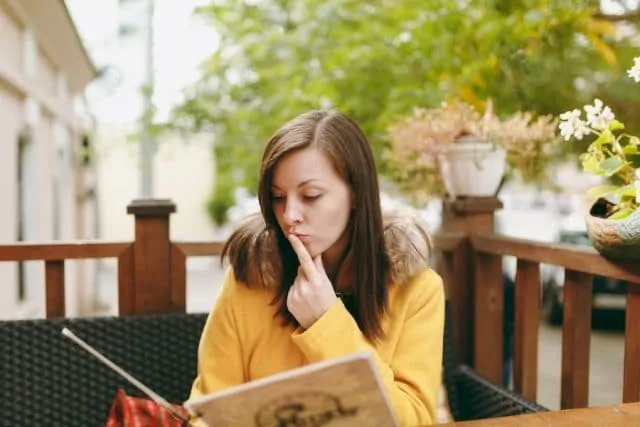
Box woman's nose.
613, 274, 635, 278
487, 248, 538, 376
283, 199, 303, 226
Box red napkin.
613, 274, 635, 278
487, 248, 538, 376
105, 388, 191, 427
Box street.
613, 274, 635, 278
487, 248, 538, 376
536, 311, 626, 410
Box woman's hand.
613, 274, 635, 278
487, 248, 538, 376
286, 234, 338, 329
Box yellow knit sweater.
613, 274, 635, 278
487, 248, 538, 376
189, 265, 445, 426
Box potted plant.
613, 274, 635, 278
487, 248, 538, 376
385, 99, 560, 203
558, 58, 640, 260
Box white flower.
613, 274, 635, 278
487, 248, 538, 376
559, 109, 591, 140
584, 98, 615, 130
559, 109, 581, 122
558, 120, 576, 140
584, 98, 603, 123
628, 57, 640, 83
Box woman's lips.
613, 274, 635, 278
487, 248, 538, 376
293, 234, 311, 244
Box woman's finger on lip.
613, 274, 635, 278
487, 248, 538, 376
287, 234, 315, 275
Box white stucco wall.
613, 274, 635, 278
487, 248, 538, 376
0, 82, 22, 318
0, 0, 96, 319
95, 125, 217, 250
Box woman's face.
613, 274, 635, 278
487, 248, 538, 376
271, 146, 353, 270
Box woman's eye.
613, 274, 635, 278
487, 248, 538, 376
272, 195, 285, 201
304, 194, 321, 201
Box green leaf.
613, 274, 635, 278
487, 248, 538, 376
587, 184, 618, 198
628, 153, 640, 169
599, 157, 626, 176
581, 155, 600, 172
609, 119, 625, 131
609, 207, 635, 220
623, 144, 639, 154
617, 184, 637, 198
591, 130, 614, 147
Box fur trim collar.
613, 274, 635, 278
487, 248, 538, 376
382, 210, 433, 285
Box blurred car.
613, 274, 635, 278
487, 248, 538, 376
497, 206, 562, 298
541, 228, 628, 325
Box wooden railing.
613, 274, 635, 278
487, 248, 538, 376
468, 233, 640, 408
2, 197, 640, 418
0, 199, 191, 317
0, 241, 130, 317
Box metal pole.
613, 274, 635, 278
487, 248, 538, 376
140, 0, 155, 198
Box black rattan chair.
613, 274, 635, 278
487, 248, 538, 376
1, 302, 546, 426
442, 299, 549, 420
0, 313, 207, 426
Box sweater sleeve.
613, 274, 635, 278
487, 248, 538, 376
189, 267, 246, 401
289, 269, 445, 426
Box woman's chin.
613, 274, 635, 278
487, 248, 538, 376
306, 247, 321, 258
305, 243, 325, 259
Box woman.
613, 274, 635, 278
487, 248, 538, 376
189, 109, 445, 425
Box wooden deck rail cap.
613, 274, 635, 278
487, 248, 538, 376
446, 196, 504, 214
127, 199, 177, 217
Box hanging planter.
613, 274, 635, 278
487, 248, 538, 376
437, 137, 506, 198
385, 99, 560, 204
583, 197, 640, 261
557, 56, 640, 260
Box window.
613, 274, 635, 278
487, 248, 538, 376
56, 72, 68, 100
22, 29, 37, 77
16, 127, 32, 300
52, 121, 70, 240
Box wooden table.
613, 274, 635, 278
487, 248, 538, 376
439, 402, 640, 426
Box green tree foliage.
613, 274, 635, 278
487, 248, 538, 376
169, 0, 636, 225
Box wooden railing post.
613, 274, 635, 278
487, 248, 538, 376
623, 283, 640, 403
126, 199, 185, 314
441, 197, 502, 234
440, 196, 503, 368
561, 270, 593, 409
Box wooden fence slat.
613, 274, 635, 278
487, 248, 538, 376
623, 284, 640, 403
561, 269, 593, 409
436, 238, 473, 365
132, 217, 171, 313
117, 244, 135, 315
473, 251, 504, 383
170, 244, 187, 313
450, 240, 473, 366
513, 259, 540, 401
45, 260, 65, 318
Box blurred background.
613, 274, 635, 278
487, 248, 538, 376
1, 0, 639, 412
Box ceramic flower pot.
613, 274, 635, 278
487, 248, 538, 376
437, 139, 506, 198
583, 198, 640, 261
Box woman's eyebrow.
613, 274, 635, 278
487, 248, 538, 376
271, 179, 322, 190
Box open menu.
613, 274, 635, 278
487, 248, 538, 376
61, 327, 398, 427
183, 351, 398, 427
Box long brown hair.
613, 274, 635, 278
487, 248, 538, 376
221, 109, 389, 341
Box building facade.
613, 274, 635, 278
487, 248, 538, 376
0, 0, 97, 319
